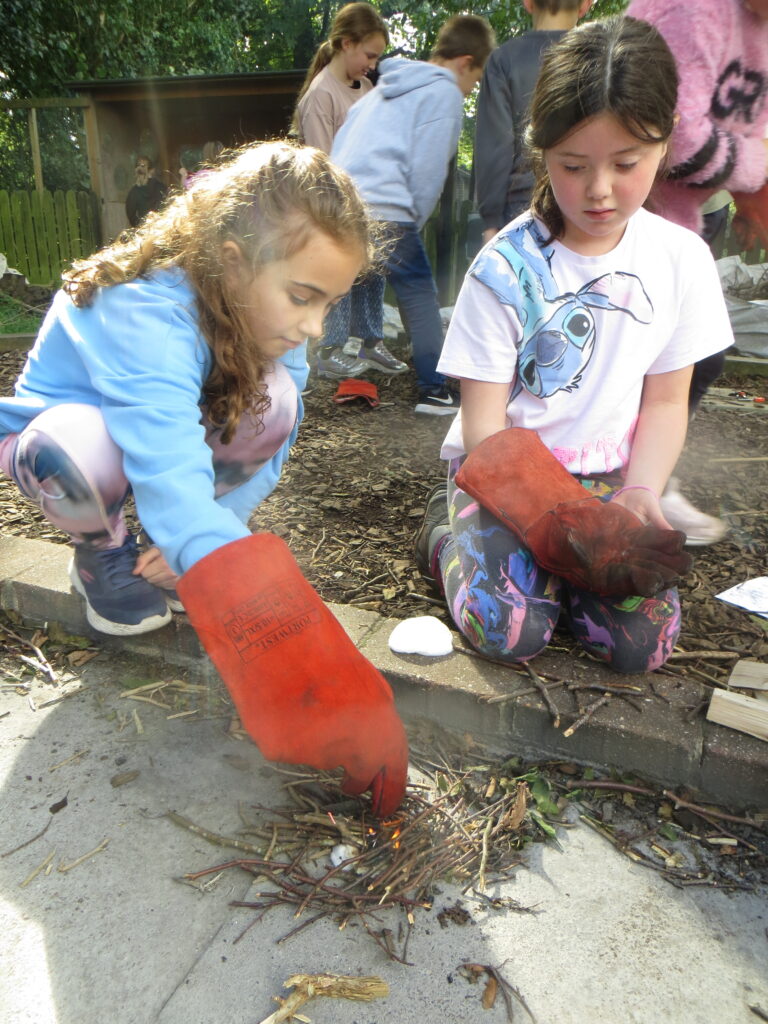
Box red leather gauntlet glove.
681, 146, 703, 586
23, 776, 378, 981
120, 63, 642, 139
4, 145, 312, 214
731, 184, 768, 252
455, 428, 693, 598
176, 533, 408, 817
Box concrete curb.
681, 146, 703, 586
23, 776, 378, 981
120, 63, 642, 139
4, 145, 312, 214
2, 533, 766, 810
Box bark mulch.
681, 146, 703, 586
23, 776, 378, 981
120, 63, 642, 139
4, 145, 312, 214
1, 347, 767, 688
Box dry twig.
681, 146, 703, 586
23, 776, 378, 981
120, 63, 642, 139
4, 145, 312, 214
257, 973, 388, 1024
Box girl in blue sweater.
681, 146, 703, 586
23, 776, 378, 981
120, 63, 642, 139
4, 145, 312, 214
0, 142, 368, 636
0, 141, 409, 817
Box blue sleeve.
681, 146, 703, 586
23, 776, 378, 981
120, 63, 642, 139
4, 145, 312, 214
410, 87, 464, 229
58, 273, 292, 576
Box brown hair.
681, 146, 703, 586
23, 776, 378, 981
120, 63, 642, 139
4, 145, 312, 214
527, 16, 678, 239
293, 2, 388, 117
64, 142, 377, 442
431, 14, 495, 68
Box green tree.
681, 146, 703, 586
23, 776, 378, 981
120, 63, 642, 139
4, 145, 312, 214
0, 0, 629, 187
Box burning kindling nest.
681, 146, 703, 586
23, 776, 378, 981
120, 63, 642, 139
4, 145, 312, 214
170, 749, 767, 966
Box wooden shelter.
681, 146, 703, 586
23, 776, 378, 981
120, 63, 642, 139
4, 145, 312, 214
66, 70, 304, 241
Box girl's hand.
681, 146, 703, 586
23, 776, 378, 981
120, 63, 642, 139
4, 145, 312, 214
133, 545, 179, 590
611, 485, 672, 531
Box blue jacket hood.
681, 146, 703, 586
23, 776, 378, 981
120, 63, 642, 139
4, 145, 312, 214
377, 56, 456, 99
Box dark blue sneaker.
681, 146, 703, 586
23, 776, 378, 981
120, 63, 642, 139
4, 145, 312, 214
69, 535, 172, 636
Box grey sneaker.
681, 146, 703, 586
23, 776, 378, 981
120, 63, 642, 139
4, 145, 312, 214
358, 340, 408, 375
316, 347, 368, 379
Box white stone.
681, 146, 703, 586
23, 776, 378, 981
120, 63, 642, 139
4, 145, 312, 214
329, 844, 358, 869
388, 615, 454, 657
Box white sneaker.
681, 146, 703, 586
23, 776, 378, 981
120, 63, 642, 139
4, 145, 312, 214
660, 479, 727, 546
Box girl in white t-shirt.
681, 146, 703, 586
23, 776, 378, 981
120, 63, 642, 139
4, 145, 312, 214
416, 16, 732, 674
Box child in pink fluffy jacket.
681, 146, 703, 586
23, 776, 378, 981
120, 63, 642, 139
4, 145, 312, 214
626, 0, 768, 546
626, 0, 768, 234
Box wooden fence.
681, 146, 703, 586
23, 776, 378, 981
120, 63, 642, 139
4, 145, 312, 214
0, 189, 101, 287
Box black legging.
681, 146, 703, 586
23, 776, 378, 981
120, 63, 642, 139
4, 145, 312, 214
689, 203, 730, 414
690, 349, 726, 415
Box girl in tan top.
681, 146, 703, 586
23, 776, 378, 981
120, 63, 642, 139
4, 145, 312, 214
294, 3, 388, 156
295, 5, 408, 379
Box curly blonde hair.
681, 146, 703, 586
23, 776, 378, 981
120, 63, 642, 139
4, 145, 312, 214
64, 141, 377, 442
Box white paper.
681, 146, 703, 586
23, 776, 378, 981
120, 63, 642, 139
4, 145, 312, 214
388, 616, 454, 657
716, 577, 768, 619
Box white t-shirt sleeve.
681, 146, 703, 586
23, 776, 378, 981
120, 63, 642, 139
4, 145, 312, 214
645, 231, 733, 374
437, 271, 523, 383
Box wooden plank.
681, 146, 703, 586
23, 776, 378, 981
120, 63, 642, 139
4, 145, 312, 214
40, 188, 63, 282
728, 660, 768, 691
76, 191, 99, 254
28, 190, 48, 284
0, 190, 19, 269
10, 191, 34, 281
28, 108, 44, 193
0, 97, 91, 110
707, 689, 768, 743
53, 191, 70, 273
65, 191, 81, 262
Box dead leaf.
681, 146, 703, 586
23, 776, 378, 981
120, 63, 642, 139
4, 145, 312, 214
481, 974, 498, 1009
110, 770, 140, 788
67, 649, 100, 667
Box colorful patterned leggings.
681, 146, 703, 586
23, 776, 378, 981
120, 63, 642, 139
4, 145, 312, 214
0, 402, 284, 550
437, 460, 681, 675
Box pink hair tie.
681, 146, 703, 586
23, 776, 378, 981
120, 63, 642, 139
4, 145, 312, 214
611, 484, 659, 501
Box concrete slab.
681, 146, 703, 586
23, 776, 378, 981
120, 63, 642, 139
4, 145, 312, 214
1, 656, 766, 1024
2, 534, 767, 810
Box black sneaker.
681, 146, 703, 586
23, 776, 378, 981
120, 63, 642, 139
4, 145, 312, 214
414, 388, 460, 415
69, 535, 172, 636
414, 483, 450, 583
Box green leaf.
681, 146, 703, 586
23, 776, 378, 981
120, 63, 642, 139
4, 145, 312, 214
530, 776, 560, 818
530, 810, 557, 840
658, 822, 681, 842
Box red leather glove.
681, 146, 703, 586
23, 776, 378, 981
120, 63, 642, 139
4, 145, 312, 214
455, 428, 693, 598
333, 379, 380, 407
731, 184, 768, 252
176, 533, 408, 817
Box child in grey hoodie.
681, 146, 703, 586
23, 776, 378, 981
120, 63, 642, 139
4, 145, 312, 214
323, 14, 495, 414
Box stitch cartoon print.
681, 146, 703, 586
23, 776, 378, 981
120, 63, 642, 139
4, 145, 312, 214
472, 219, 654, 400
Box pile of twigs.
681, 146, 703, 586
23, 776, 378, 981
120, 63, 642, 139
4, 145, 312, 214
170, 749, 767, 964
171, 753, 544, 963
